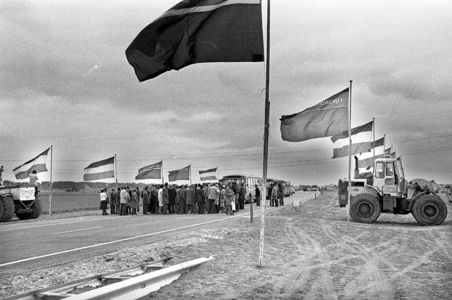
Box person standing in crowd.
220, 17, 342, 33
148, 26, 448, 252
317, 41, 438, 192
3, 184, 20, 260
196, 184, 205, 214
174, 185, 180, 213
119, 186, 127, 215
130, 188, 138, 215
271, 182, 279, 207
278, 183, 284, 206
109, 188, 116, 214
239, 183, 246, 210
168, 184, 176, 214
157, 184, 164, 214
203, 183, 209, 213
185, 184, 196, 214
100, 188, 108, 215
29, 170, 39, 195
207, 183, 220, 213
126, 186, 132, 215
115, 187, 120, 214
219, 185, 225, 213
162, 183, 169, 214
224, 183, 234, 215
178, 184, 186, 214
150, 185, 158, 214
255, 184, 261, 206
142, 186, 150, 214
232, 181, 239, 212
136, 187, 141, 213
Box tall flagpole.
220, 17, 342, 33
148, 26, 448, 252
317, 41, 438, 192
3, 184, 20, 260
372, 117, 375, 163
115, 154, 118, 191
49, 145, 53, 217
347, 80, 353, 230
259, 0, 270, 268
161, 161, 164, 185
189, 165, 192, 185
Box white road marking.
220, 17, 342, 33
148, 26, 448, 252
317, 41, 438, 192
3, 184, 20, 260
52, 226, 103, 235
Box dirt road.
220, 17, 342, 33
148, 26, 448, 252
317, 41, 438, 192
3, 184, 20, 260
1, 191, 451, 299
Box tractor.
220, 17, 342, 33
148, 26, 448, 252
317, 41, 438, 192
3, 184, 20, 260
0, 184, 43, 222
338, 157, 448, 226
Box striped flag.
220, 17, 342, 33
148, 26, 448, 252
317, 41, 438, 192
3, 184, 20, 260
126, 0, 264, 82
168, 165, 190, 182
83, 157, 115, 181
333, 136, 384, 159
280, 88, 349, 142
331, 121, 374, 159
12, 148, 50, 180
135, 161, 162, 180
199, 167, 218, 181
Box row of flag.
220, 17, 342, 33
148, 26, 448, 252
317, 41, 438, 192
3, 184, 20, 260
10, 149, 218, 182
280, 87, 395, 170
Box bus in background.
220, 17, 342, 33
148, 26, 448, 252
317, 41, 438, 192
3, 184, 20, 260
266, 178, 278, 199
282, 180, 292, 197
219, 175, 264, 203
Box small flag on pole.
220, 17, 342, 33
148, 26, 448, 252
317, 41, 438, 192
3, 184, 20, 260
331, 121, 374, 159
12, 148, 50, 180
330, 120, 373, 143
135, 161, 162, 180
280, 88, 349, 142
83, 157, 115, 181
199, 167, 218, 181
126, 0, 264, 82
168, 165, 190, 182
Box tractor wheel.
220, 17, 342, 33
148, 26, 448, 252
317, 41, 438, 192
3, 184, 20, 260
349, 194, 381, 223
411, 194, 447, 226
29, 195, 43, 219
0, 196, 15, 222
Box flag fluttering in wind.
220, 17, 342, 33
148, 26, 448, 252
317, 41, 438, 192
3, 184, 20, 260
83, 157, 115, 181
331, 121, 374, 159
126, 0, 264, 82
330, 120, 373, 143
199, 167, 218, 181
168, 165, 190, 182
12, 148, 50, 180
333, 136, 384, 159
280, 88, 349, 142
135, 161, 162, 180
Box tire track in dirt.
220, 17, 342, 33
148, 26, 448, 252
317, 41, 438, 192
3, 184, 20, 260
279, 219, 338, 299
320, 222, 395, 299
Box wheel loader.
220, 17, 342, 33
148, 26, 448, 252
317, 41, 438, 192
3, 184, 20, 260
338, 157, 448, 225
0, 184, 43, 222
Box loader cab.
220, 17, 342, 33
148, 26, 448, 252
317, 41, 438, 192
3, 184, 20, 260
373, 157, 406, 196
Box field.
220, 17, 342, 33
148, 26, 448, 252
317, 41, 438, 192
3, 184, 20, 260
39, 191, 100, 214
2, 191, 451, 299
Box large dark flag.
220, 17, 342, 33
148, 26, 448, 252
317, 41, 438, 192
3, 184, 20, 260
280, 88, 349, 142
126, 0, 264, 82
168, 165, 191, 182
12, 148, 50, 180
135, 161, 162, 180
83, 157, 115, 181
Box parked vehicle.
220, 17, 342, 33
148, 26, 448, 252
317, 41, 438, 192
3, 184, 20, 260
0, 184, 43, 222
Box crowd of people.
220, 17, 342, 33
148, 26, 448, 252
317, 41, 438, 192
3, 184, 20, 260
99, 182, 264, 216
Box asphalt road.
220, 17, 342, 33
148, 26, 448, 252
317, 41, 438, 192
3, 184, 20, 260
0, 192, 316, 277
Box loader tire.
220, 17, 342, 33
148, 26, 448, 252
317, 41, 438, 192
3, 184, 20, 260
29, 195, 43, 219
0, 196, 15, 222
350, 194, 381, 223
411, 194, 447, 226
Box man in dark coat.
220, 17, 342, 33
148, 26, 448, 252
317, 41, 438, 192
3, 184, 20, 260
178, 185, 186, 214
162, 183, 170, 214
239, 183, 246, 210
168, 185, 177, 214
196, 184, 205, 214
185, 184, 196, 214
142, 186, 150, 214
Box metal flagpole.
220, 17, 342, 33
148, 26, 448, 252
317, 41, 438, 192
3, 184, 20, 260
347, 80, 353, 230
259, 0, 271, 268
189, 165, 192, 185
161, 161, 164, 185
49, 145, 53, 217
372, 117, 375, 162
115, 154, 118, 191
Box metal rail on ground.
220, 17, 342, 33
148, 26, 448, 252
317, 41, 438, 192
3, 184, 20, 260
3, 256, 213, 300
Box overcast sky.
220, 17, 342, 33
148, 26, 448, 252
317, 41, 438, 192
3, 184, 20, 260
1, 0, 451, 186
